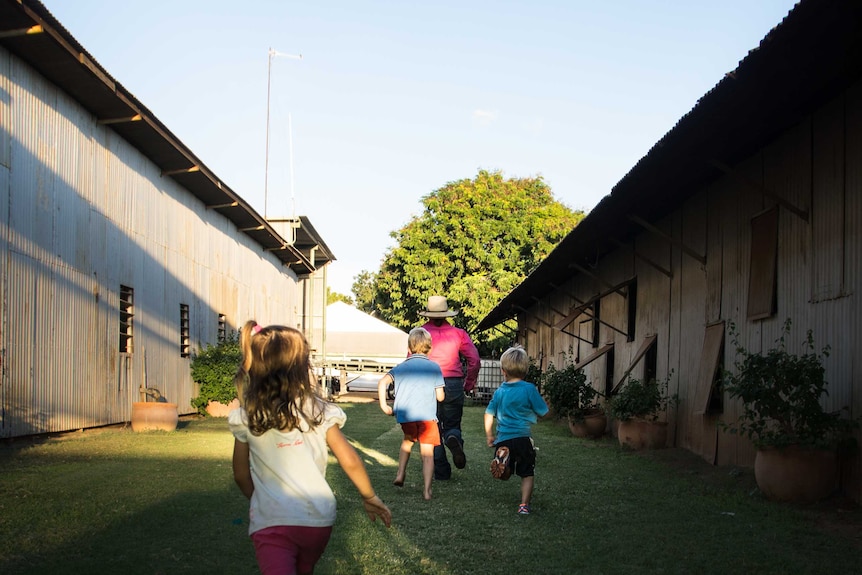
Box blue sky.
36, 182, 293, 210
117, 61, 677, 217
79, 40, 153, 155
44, 1, 799, 295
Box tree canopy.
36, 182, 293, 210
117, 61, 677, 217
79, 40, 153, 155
353, 170, 584, 355
326, 287, 353, 306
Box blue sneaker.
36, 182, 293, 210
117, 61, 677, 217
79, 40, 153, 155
517, 504, 531, 515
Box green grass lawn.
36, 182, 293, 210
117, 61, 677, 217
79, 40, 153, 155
1, 401, 859, 575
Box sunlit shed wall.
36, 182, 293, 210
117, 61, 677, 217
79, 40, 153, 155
477, 0, 862, 502
0, 7, 330, 437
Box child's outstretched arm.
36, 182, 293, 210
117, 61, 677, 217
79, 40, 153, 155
484, 413, 497, 447
377, 374, 394, 416
326, 425, 392, 528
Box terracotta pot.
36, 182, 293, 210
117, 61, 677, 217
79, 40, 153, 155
617, 419, 667, 449
754, 446, 837, 503
568, 411, 607, 438
131, 402, 178, 432
205, 398, 240, 417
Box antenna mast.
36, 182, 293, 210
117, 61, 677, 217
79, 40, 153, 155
264, 48, 302, 219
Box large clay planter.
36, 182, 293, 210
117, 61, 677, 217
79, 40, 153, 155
131, 402, 178, 432
754, 446, 837, 503
205, 398, 240, 417
617, 419, 667, 449
568, 411, 607, 439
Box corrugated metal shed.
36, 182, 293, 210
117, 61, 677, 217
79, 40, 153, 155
479, 0, 862, 331
0, 0, 334, 276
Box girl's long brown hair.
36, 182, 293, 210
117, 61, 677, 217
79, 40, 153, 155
233, 320, 259, 405
242, 324, 324, 436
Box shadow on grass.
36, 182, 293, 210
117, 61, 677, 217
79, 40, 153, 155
2, 405, 860, 575
2, 490, 255, 575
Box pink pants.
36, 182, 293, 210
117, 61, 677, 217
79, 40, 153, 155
251, 525, 333, 575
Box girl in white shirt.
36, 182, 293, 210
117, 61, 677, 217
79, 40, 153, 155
229, 323, 391, 575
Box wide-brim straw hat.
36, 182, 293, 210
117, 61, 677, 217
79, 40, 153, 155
418, 295, 459, 318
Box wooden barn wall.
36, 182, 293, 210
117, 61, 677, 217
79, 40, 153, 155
521, 77, 862, 502
629, 218, 672, 384
670, 192, 708, 454
844, 79, 862, 495
0, 47, 301, 438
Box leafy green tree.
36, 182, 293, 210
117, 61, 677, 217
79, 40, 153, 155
351, 270, 377, 313
326, 287, 353, 305
359, 170, 584, 354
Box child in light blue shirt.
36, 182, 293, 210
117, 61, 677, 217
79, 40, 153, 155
484, 345, 549, 515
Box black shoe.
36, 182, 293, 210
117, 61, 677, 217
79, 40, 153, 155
446, 436, 466, 469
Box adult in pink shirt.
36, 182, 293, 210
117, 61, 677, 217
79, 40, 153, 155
418, 296, 481, 480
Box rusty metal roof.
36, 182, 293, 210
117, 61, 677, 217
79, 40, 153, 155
0, 0, 334, 276
478, 0, 862, 331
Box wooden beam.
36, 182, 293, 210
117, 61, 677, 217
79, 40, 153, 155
554, 279, 631, 330
568, 262, 623, 294
513, 305, 552, 328
98, 114, 142, 125
628, 214, 706, 265
710, 159, 809, 222
162, 165, 200, 176
0, 25, 43, 39
611, 334, 657, 394
571, 343, 614, 371
207, 201, 240, 210
610, 237, 673, 278
530, 295, 568, 318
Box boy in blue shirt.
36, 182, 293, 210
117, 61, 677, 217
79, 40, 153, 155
379, 327, 445, 500
484, 344, 549, 515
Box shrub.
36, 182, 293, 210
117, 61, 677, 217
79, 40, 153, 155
607, 373, 677, 422
190, 331, 242, 415
720, 320, 857, 449
541, 352, 602, 422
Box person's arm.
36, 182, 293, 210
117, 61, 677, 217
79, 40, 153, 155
460, 331, 481, 392
435, 385, 445, 402
326, 425, 392, 528
484, 412, 497, 447
232, 439, 254, 500
377, 374, 394, 416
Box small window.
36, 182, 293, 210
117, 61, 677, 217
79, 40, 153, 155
643, 339, 657, 385
604, 347, 615, 397
693, 321, 725, 415
626, 279, 637, 342
217, 314, 227, 343
119, 285, 134, 353
180, 304, 190, 358
592, 299, 601, 349
747, 207, 778, 320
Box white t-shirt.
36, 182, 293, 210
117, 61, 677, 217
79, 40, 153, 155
228, 400, 347, 534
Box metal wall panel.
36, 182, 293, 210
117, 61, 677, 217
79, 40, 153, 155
1, 46, 304, 437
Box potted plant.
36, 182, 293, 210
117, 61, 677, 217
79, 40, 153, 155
541, 354, 606, 438
721, 320, 858, 502
607, 373, 677, 449
191, 331, 242, 416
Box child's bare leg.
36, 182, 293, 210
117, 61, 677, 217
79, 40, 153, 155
520, 476, 535, 506
419, 442, 435, 500
394, 439, 413, 486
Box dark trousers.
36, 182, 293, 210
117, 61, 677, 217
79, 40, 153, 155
434, 377, 465, 479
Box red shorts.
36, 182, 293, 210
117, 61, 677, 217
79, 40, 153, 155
400, 420, 441, 445
251, 525, 333, 575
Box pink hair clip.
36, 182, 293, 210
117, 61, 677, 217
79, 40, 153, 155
251, 324, 263, 335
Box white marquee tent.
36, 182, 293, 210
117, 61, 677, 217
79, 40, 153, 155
324, 301, 408, 367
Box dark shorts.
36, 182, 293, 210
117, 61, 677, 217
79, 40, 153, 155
400, 420, 441, 446
495, 436, 536, 478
